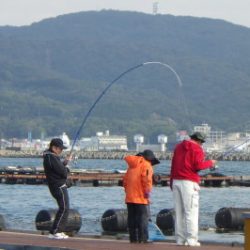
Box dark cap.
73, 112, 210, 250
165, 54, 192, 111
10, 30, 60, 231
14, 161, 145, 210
189, 132, 206, 143
136, 149, 160, 165
50, 138, 67, 149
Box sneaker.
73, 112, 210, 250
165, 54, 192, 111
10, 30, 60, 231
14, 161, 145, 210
138, 240, 153, 244
48, 233, 68, 239
60, 232, 69, 239
185, 241, 201, 247
176, 241, 185, 245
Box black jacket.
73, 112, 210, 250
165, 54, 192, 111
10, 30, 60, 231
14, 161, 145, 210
43, 150, 69, 188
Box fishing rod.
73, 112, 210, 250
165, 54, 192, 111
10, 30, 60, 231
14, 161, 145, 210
70, 61, 185, 154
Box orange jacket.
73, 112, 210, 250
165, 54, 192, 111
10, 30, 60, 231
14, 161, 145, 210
123, 155, 153, 205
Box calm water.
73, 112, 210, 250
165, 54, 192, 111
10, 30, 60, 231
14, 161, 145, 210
0, 157, 249, 244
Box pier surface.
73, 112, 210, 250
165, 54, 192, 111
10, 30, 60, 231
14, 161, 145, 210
0, 231, 243, 250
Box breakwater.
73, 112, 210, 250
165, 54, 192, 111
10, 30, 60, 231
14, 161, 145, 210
1, 149, 250, 161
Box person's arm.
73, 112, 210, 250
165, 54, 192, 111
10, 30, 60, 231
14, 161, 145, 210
123, 171, 128, 190
141, 164, 152, 196
123, 156, 129, 190
63, 154, 73, 166
194, 149, 216, 171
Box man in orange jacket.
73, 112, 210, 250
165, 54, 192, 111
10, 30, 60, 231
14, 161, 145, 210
123, 150, 160, 243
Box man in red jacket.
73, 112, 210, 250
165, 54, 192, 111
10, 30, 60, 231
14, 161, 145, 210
170, 132, 217, 247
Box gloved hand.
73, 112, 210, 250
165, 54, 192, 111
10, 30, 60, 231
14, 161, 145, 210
66, 179, 73, 188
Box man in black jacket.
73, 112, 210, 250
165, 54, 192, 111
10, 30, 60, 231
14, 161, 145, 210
43, 138, 72, 239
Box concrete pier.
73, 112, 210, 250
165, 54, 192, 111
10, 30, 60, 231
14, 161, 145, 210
0, 231, 244, 250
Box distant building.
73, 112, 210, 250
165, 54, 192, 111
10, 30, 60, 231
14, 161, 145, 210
134, 134, 168, 152
0, 139, 11, 149
137, 144, 162, 152
192, 123, 250, 153
224, 132, 250, 152
176, 130, 189, 142
193, 123, 211, 135
134, 134, 144, 152
79, 130, 128, 151
158, 134, 168, 152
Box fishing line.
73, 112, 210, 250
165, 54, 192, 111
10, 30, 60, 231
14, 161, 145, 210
70, 61, 188, 154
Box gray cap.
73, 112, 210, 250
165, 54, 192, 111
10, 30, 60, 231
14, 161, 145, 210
189, 132, 206, 143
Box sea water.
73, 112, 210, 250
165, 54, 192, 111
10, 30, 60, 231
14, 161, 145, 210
0, 157, 248, 244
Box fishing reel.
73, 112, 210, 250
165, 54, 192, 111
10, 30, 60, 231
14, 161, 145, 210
210, 165, 219, 171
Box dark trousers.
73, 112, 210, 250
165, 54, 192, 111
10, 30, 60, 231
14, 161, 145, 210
127, 203, 148, 243
49, 185, 70, 234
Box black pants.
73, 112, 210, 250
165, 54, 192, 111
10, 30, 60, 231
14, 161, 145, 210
49, 185, 70, 234
127, 203, 148, 243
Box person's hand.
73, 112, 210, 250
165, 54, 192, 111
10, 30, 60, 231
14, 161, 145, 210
210, 160, 218, 171
66, 154, 73, 161
211, 160, 217, 167
63, 154, 73, 166
66, 179, 73, 188
144, 192, 150, 199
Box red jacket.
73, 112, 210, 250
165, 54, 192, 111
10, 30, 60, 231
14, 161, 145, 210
170, 139, 213, 185
123, 155, 153, 204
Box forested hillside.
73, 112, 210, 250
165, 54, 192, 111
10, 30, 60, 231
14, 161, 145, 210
0, 10, 250, 143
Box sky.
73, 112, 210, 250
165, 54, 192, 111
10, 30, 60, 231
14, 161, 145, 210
0, 0, 249, 28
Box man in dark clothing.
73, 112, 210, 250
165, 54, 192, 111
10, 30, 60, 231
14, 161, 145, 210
43, 138, 72, 239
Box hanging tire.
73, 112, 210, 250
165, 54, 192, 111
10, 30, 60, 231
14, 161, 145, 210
156, 208, 175, 234
35, 209, 82, 234
101, 209, 127, 232
215, 207, 250, 230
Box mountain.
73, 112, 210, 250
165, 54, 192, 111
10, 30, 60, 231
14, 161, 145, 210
0, 10, 250, 143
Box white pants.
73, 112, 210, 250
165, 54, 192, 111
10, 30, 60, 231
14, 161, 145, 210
172, 179, 200, 245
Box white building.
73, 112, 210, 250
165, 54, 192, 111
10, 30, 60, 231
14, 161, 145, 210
192, 123, 250, 153
193, 123, 225, 152
194, 123, 211, 135
134, 134, 144, 152
137, 144, 162, 152
176, 130, 189, 142
79, 130, 128, 151
134, 134, 168, 152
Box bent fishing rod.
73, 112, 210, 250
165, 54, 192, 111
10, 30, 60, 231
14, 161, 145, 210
70, 61, 184, 155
